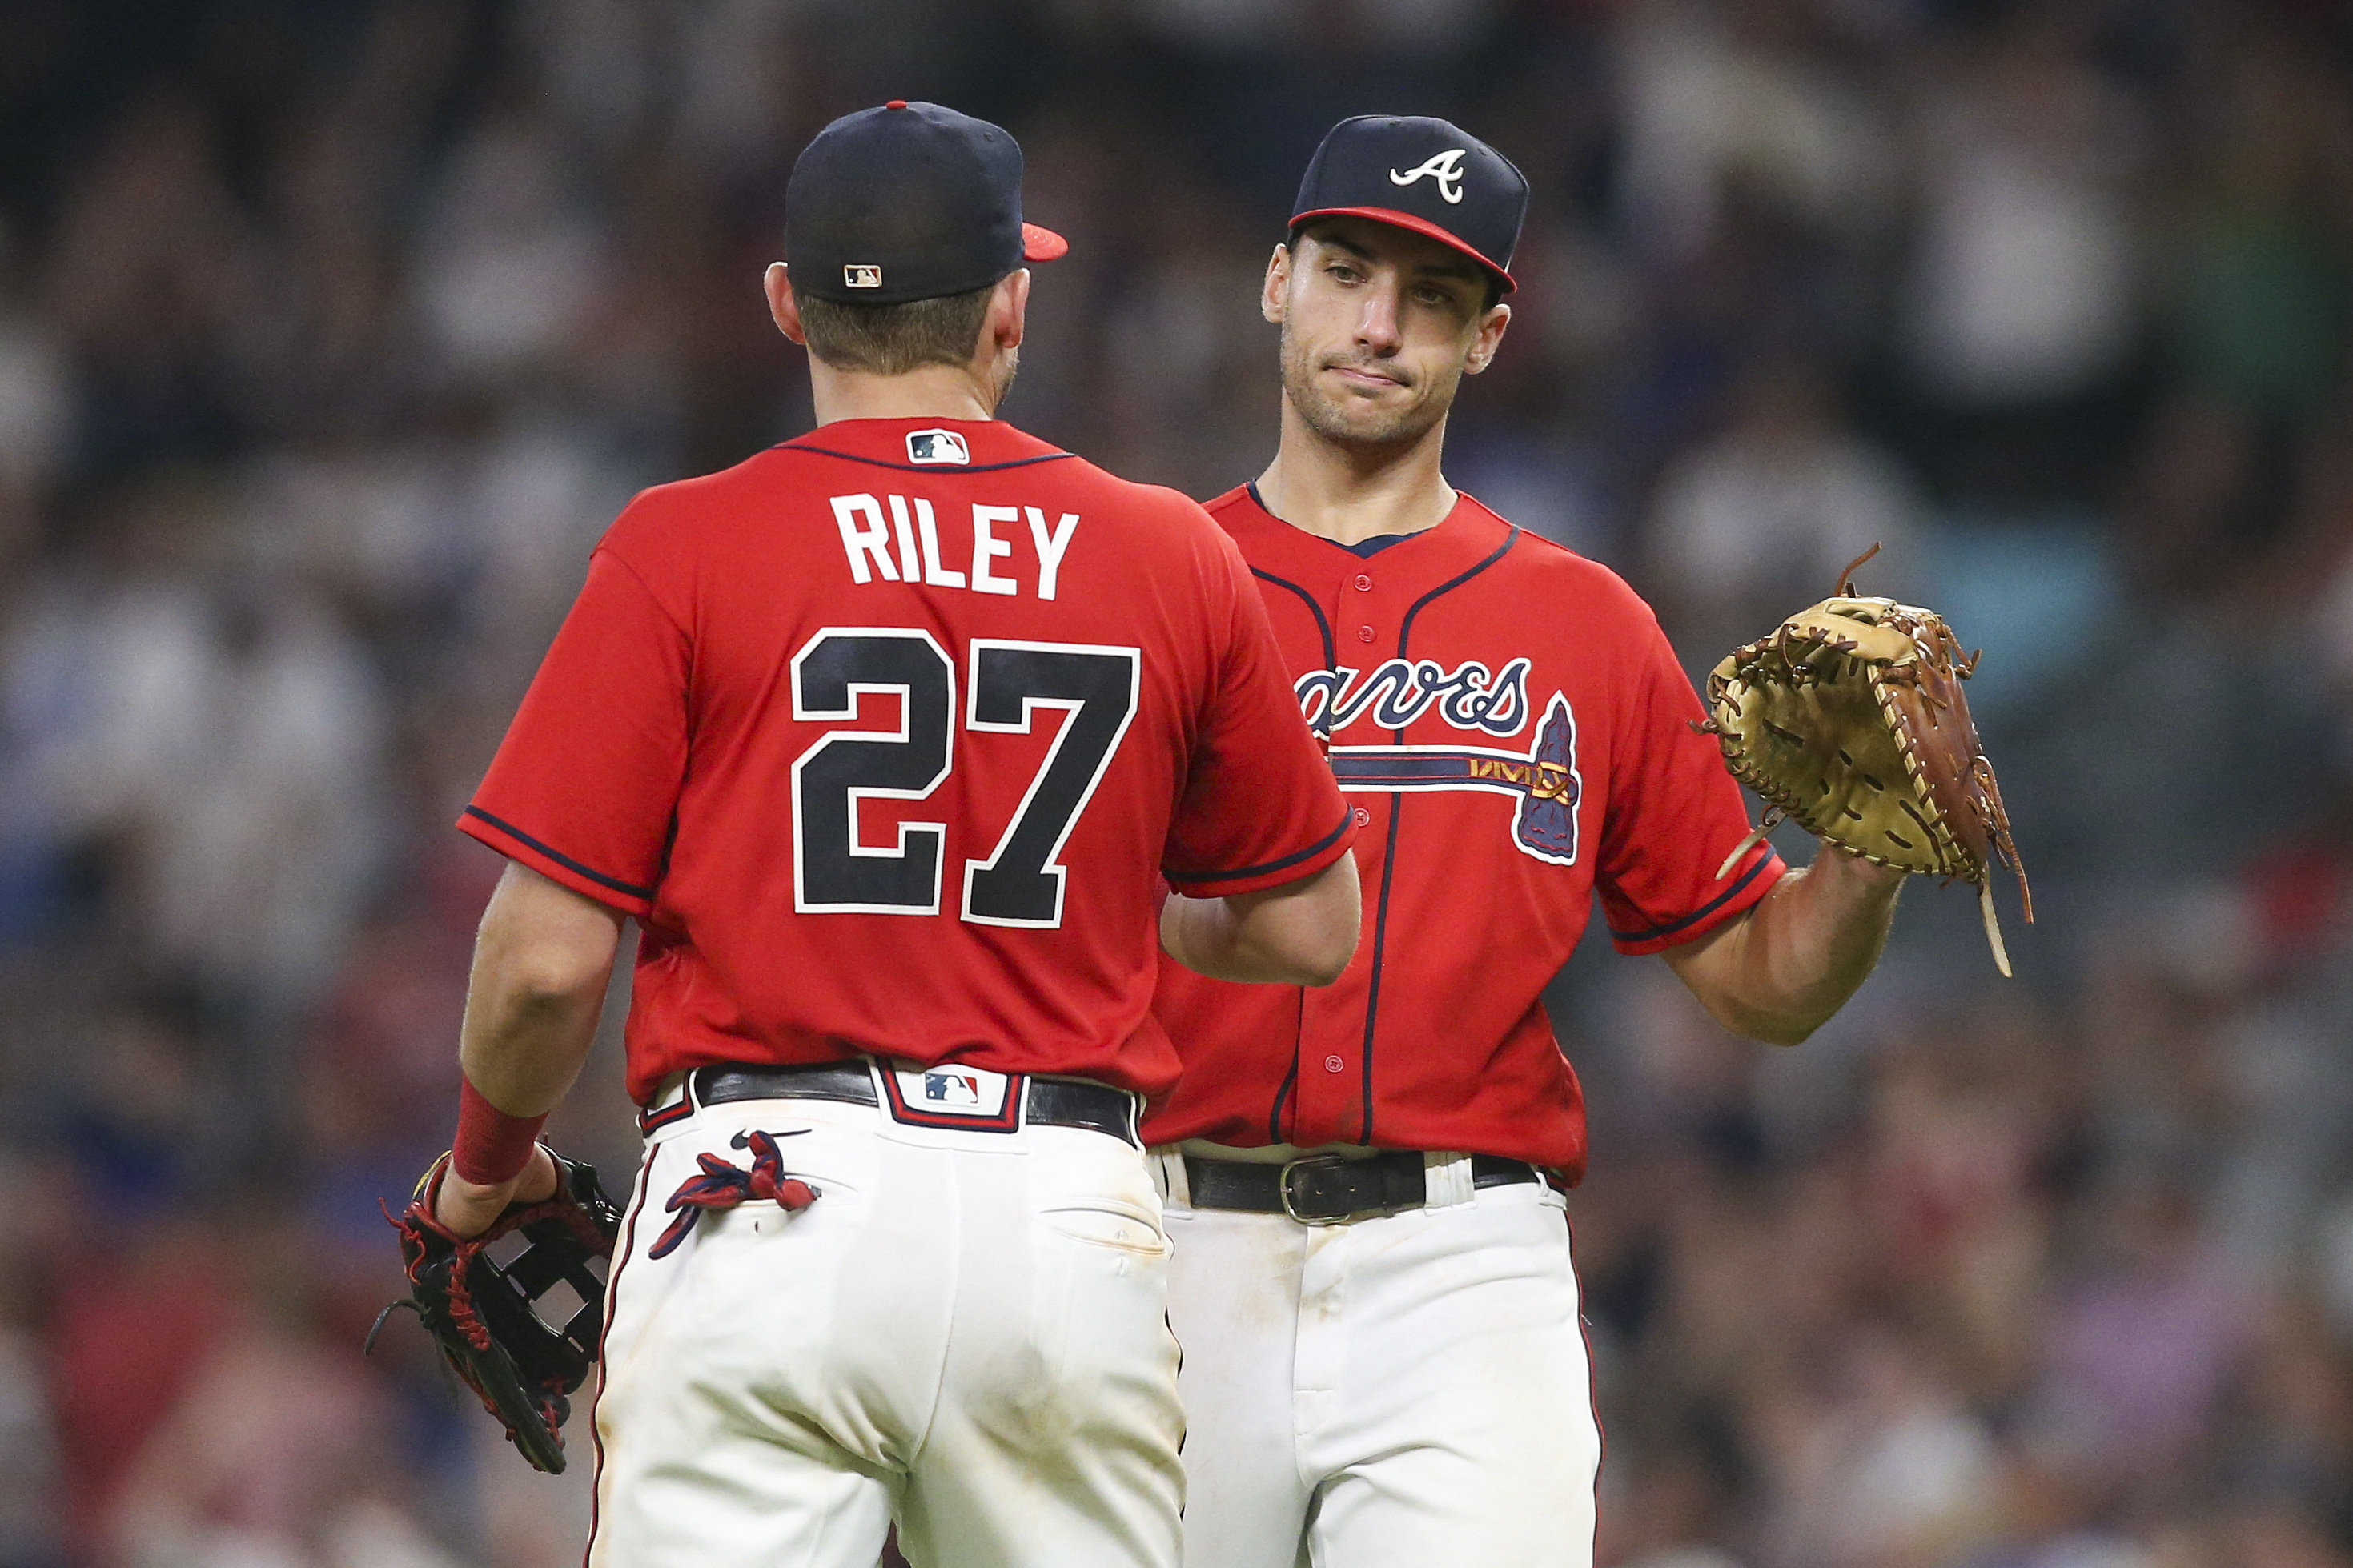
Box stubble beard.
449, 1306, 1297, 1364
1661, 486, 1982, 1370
1279, 319, 1454, 452
986, 344, 1020, 412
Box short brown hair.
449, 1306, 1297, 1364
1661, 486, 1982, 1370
797, 282, 995, 374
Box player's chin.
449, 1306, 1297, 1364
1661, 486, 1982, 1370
1309, 371, 1399, 411
1310, 393, 1431, 446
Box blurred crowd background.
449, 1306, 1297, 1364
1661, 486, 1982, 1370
2, 0, 2351, 1564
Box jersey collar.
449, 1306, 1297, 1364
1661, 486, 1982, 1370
775, 417, 1072, 474
1229, 480, 1485, 559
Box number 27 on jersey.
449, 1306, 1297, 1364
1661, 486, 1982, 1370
790, 628, 1139, 931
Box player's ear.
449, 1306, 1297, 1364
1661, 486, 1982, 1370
990, 267, 1030, 352
765, 263, 807, 345
1262, 243, 1292, 325
1463, 300, 1511, 376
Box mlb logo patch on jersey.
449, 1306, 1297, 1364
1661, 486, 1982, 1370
905, 428, 970, 466
843, 264, 884, 290
881, 1062, 1022, 1132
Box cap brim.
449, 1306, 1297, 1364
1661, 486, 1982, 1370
1022, 223, 1069, 263
1288, 207, 1516, 294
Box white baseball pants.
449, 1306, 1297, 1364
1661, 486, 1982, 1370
588, 1093, 1185, 1568
1154, 1155, 1600, 1568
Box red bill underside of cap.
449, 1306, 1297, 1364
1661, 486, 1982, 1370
1288, 206, 1516, 293
1022, 223, 1069, 262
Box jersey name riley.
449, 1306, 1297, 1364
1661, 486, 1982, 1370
830, 491, 1081, 601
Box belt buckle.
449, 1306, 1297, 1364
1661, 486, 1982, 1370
1279, 1154, 1370, 1225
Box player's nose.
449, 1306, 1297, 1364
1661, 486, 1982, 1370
1354, 283, 1405, 354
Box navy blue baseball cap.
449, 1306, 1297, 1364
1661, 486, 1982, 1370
786, 99, 1067, 307
1290, 115, 1528, 294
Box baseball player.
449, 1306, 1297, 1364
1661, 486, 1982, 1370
1147, 115, 1908, 1567
426, 102, 1362, 1568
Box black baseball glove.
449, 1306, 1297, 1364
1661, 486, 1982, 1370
372, 1147, 623, 1473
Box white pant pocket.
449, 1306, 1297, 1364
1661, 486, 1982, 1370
1038, 1200, 1171, 1257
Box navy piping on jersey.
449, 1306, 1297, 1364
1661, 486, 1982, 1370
1608, 847, 1778, 944
1352, 524, 1523, 1145
1396, 528, 1521, 660
1247, 568, 1338, 684
1355, 797, 1407, 1145
1267, 986, 1305, 1145
773, 442, 1078, 475
462, 806, 656, 901
1164, 808, 1353, 888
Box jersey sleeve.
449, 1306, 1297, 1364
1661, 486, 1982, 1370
457, 547, 689, 918
1162, 535, 1355, 898
1596, 619, 1785, 955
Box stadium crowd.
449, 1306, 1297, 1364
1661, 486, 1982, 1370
1, 1, 2351, 1565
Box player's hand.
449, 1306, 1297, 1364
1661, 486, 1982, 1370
434, 1143, 561, 1238
1815, 840, 1905, 894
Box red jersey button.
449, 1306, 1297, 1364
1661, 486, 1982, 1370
1352, 806, 1371, 828
1324, 1055, 1344, 1073
1354, 574, 1373, 592
1355, 624, 1375, 643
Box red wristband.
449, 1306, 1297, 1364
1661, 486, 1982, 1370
452, 1077, 548, 1186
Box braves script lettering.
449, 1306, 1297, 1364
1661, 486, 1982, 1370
1294, 656, 1531, 738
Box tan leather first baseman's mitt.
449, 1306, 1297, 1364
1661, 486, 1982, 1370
1698, 546, 2033, 975
371, 1148, 621, 1473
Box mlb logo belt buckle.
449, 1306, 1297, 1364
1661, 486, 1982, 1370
877, 1061, 1025, 1133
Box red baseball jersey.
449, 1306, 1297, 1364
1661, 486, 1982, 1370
461, 420, 1353, 1106
1145, 486, 1784, 1179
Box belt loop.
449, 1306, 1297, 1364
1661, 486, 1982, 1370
636, 1071, 694, 1137
1423, 1151, 1476, 1209
1150, 1149, 1192, 1209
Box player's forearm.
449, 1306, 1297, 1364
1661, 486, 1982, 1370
1665, 848, 1902, 1045
456, 861, 628, 1116
1162, 854, 1362, 986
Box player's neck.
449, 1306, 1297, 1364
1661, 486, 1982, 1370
806, 359, 1003, 427
1255, 403, 1456, 547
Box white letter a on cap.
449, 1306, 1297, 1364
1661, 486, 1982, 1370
1389, 149, 1468, 204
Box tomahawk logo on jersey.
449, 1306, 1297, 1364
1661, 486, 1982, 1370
1147, 484, 1783, 1177
1300, 660, 1583, 865
461, 419, 1352, 1109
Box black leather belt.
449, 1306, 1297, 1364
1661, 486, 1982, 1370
689, 1061, 1140, 1147
1184, 1150, 1540, 1224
